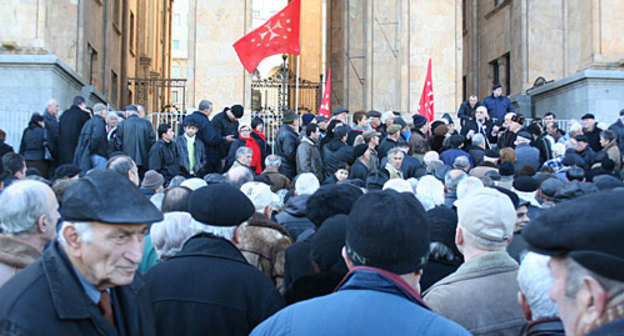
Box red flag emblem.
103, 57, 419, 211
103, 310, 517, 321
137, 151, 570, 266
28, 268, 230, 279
417, 58, 434, 122
318, 69, 331, 118
233, 0, 301, 74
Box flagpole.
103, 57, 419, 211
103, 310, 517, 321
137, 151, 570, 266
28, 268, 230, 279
295, 54, 301, 114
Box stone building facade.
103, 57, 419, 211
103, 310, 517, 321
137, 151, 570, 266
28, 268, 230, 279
0, 0, 173, 147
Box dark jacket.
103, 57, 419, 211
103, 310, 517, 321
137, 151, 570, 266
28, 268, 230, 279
252, 267, 471, 336
522, 318, 565, 336
275, 124, 300, 179
515, 143, 541, 169
608, 119, 624, 154
409, 130, 430, 156
148, 139, 179, 182
58, 105, 91, 165
466, 145, 485, 167
0, 241, 155, 336
322, 140, 354, 179
498, 130, 519, 149
142, 233, 284, 336
283, 232, 315, 291
577, 146, 597, 170
377, 137, 397, 161
440, 148, 473, 168
212, 111, 239, 159
461, 119, 497, 147
586, 317, 624, 336
173, 135, 206, 177
182, 111, 225, 173
483, 94, 514, 121
275, 195, 313, 241
583, 126, 603, 152
348, 160, 370, 181
19, 125, 45, 161
402, 155, 422, 178
533, 133, 553, 164
43, 111, 59, 160
0, 141, 14, 159
114, 115, 155, 168
73, 115, 108, 171
457, 100, 483, 126
296, 136, 323, 181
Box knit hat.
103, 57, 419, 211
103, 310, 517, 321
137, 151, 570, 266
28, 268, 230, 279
306, 184, 364, 228
141, 170, 165, 191
353, 144, 368, 159
301, 113, 315, 126
412, 114, 427, 129
230, 104, 244, 118
427, 206, 459, 255
346, 190, 430, 274
282, 109, 298, 123
312, 214, 349, 273
499, 161, 515, 177
513, 176, 540, 192
188, 184, 254, 226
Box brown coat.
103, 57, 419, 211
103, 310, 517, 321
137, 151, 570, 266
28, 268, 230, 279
263, 168, 292, 192
0, 235, 41, 287
424, 251, 526, 336
604, 140, 622, 172
235, 212, 293, 294
409, 130, 430, 156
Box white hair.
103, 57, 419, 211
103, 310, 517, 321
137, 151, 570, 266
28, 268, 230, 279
552, 142, 565, 157
190, 219, 236, 241
416, 175, 445, 210
150, 212, 193, 259
423, 151, 440, 166
456, 176, 484, 200
569, 122, 582, 134
265, 155, 281, 167
471, 133, 485, 146
58, 221, 93, 245
381, 111, 394, 123
518, 252, 559, 320
564, 138, 578, 151
383, 179, 414, 194
0, 180, 54, 235
295, 173, 320, 195
406, 177, 419, 194
181, 178, 207, 191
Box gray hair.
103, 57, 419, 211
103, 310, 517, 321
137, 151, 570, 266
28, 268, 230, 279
198, 100, 213, 112
93, 103, 107, 115
518, 252, 559, 320
426, 159, 444, 175
456, 176, 484, 200
58, 221, 93, 245
295, 173, 320, 195
265, 154, 281, 167
190, 219, 236, 241
569, 122, 582, 134
471, 133, 485, 146
564, 138, 578, 151
386, 147, 404, 160
562, 257, 624, 301
444, 170, 467, 192
423, 151, 440, 166
224, 166, 254, 189
235, 146, 252, 159
453, 156, 470, 170
150, 212, 193, 259
416, 175, 445, 210
106, 111, 120, 122
0, 180, 54, 235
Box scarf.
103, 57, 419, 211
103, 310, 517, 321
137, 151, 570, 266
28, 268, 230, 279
243, 136, 262, 175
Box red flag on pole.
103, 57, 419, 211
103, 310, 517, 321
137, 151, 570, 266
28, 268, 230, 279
233, 0, 301, 74
417, 58, 434, 122
318, 69, 331, 118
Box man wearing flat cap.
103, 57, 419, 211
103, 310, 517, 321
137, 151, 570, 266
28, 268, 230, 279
114, 104, 156, 178
0, 170, 163, 335
424, 188, 526, 336
581, 113, 603, 152
252, 190, 470, 335
332, 107, 349, 124
483, 83, 514, 122
276, 109, 300, 180
524, 189, 624, 336
142, 183, 284, 336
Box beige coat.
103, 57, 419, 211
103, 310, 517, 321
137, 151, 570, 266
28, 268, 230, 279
424, 251, 526, 336
0, 235, 41, 287
604, 140, 622, 172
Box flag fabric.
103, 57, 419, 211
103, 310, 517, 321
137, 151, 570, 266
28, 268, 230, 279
417, 58, 434, 122
233, 0, 301, 74
318, 69, 331, 118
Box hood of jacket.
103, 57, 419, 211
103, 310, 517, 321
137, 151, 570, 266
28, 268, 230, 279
283, 194, 310, 217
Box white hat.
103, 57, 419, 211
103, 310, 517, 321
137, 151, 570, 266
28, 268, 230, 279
455, 188, 516, 242
240, 182, 279, 212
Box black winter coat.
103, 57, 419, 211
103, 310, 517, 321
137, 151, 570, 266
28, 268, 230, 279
456, 100, 483, 127
173, 135, 206, 177
19, 125, 45, 161
275, 124, 300, 179
148, 139, 179, 182
212, 111, 239, 159
348, 160, 370, 181
377, 137, 397, 161
275, 194, 314, 241
114, 115, 155, 167
608, 119, 624, 153
0, 241, 156, 336
73, 115, 108, 171
322, 140, 355, 179
43, 111, 59, 160
58, 105, 90, 165
142, 234, 284, 336
283, 233, 315, 291
0, 141, 14, 159
181, 111, 225, 173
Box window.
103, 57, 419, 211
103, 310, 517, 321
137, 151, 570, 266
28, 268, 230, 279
129, 11, 135, 53
111, 71, 119, 105
462, 76, 467, 102
171, 65, 180, 77
88, 44, 99, 87
173, 40, 180, 50
174, 14, 181, 26
113, 0, 120, 28
462, 0, 467, 31
172, 91, 179, 103
504, 53, 511, 95
490, 59, 500, 88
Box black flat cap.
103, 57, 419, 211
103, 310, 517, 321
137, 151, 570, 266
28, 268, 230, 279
525, 189, 624, 281
333, 126, 350, 139
581, 113, 595, 120
124, 105, 138, 111
513, 176, 540, 192
333, 108, 348, 115
368, 110, 381, 118
62, 170, 163, 224
573, 134, 588, 142
188, 184, 254, 227
484, 149, 500, 158
55, 164, 82, 179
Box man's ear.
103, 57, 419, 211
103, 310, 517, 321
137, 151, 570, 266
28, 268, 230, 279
233, 224, 243, 244
455, 226, 464, 248
577, 275, 608, 327
61, 225, 83, 257
517, 291, 532, 321
36, 214, 48, 234
341, 246, 355, 270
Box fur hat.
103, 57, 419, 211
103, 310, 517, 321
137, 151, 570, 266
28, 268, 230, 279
306, 184, 364, 228
230, 104, 244, 118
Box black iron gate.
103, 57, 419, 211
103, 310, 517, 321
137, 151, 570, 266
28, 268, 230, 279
251, 80, 321, 114
128, 78, 187, 136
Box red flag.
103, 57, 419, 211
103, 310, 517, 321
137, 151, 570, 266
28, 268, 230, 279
318, 69, 331, 118
417, 58, 434, 122
233, 0, 301, 74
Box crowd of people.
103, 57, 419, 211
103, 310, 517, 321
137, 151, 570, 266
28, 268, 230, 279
0, 85, 623, 336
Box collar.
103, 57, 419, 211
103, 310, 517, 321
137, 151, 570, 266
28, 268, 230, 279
173, 233, 248, 265
184, 133, 195, 142
302, 136, 316, 145
525, 318, 564, 336
335, 266, 429, 309
72, 264, 102, 304
433, 251, 518, 286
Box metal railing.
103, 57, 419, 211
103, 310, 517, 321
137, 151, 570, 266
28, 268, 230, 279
251, 80, 321, 114
0, 109, 32, 149
250, 112, 283, 153
147, 111, 187, 137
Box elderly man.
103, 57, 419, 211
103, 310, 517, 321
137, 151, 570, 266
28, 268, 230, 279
275, 109, 300, 179
58, 96, 91, 165
524, 189, 624, 335
382, 147, 405, 180
114, 105, 155, 178
143, 184, 284, 335
457, 95, 483, 127
43, 99, 60, 164
0, 170, 162, 334
261, 154, 291, 192
424, 188, 526, 335
252, 190, 470, 335
74, 103, 109, 171
517, 252, 565, 335
296, 123, 323, 181
0, 180, 60, 287
106, 154, 140, 186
